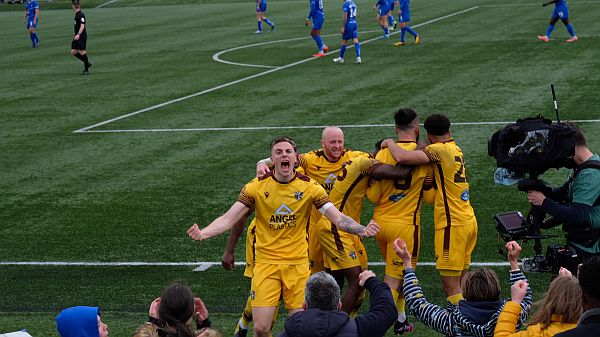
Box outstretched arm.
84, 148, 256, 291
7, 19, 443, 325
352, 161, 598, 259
322, 205, 380, 237
188, 202, 250, 241
382, 139, 430, 165
542, 0, 557, 7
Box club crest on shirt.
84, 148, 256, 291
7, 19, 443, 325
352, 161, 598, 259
294, 191, 303, 200
264, 191, 270, 198
349, 251, 357, 260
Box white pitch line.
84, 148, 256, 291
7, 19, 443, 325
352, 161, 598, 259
96, 0, 120, 9
74, 119, 600, 134
0, 261, 510, 268
74, 6, 479, 133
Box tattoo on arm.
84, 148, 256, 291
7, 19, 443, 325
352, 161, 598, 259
336, 215, 365, 236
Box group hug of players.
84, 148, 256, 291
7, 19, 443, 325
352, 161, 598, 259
187, 108, 478, 337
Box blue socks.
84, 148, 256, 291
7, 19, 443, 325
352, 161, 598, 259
340, 45, 346, 58
382, 26, 389, 35
565, 23, 576, 37
405, 26, 418, 37
257, 21, 262, 31
545, 23, 555, 37
354, 42, 361, 57
400, 28, 406, 42
313, 35, 324, 51
264, 18, 274, 27
29, 33, 39, 46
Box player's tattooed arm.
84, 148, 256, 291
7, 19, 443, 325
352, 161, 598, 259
336, 215, 380, 238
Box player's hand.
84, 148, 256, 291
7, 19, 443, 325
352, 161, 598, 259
358, 269, 376, 286
257, 162, 271, 177
340, 27, 345, 34
149, 298, 161, 319
221, 250, 235, 270
393, 238, 412, 266
194, 297, 209, 322
380, 138, 395, 149
510, 280, 528, 304
305, 19, 310, 27
506, 240, 521, 266
74, 34, 80, 41
527, 190, 545, 206
558, 267, 573, 278
363, 220, 380, 237
187, 223, 205, 241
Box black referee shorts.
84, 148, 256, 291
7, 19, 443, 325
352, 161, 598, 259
71, 34, 87, 51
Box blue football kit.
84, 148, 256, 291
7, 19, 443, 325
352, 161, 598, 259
26, 0, 39, 28
308, 0, 325, 30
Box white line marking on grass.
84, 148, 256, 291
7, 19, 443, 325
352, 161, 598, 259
74, 7, 479, 133
0, 261, 511, 270
96, 0, 120, 8
482, 1, 599, 7
74, 119, 600, 134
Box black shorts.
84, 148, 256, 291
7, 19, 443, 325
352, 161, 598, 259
71, 34, 87, 51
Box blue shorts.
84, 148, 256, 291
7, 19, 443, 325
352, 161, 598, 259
387, 0, 395, 11
552, 4, 569, 20
26, 18, 38, 29
342, 22, 358, 40
312, 16, 324, 30
378, 5, 390, 16
256, 1, 267, 13
398, 5, 410, 22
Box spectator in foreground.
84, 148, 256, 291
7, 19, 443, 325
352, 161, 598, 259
56, 306, 108, 337
393, 239, 532, 336
277, 270, 397, 337
132, 282, 220, 337
555, 255, 600, 336
494, 267, 581, 336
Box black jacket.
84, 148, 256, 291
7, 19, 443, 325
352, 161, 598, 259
555, 308, 600, 337
277, 277, 397, 337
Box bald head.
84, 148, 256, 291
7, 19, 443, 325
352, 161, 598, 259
321, 127, 345, 161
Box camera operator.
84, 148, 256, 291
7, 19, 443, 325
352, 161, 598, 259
527, 123, 600, 258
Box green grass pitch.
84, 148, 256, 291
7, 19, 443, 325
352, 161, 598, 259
1, 0, 599, 336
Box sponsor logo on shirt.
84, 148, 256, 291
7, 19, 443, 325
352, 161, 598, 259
270, 204, 297, 230
461, 189, 469, 201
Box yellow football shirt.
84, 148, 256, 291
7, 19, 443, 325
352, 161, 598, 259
423, 140, 477, 229
299, 149, 368, 194
329, 154, 375, 221
238, 172, 330, 264
368, 141, 432, 225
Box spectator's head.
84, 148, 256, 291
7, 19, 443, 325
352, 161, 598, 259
424, 114, 451, 141
56, 306, 108, 337
578, 256, 600, 311
394, 108, 419, 139
528, 275, 582, 328
157, 282, 197, 337
321, 127, 345, 161
564, 122, 592, 165
461, 268, 501, 302
304, 272, 341, 311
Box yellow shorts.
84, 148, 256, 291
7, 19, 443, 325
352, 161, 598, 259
250, 262, 310, 309
244, 220, 257, 278
375, 219, 420, 279
435, 222, 478, 271
317, 217, 367, 271
308, 210, 325, 273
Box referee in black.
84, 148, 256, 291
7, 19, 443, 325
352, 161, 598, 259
71, 0, 91, 74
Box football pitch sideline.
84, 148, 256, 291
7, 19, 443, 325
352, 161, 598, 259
1, 0, 600, 336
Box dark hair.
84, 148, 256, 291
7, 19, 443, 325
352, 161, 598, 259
424, 114, 451, 136
305, 272, 340, 310
564, 122, 587, 147
72, 0, 80, 6
270, 136, 297, 152
158, 282, 195, 337
394, 108, 418, 131
579, 256, 600, 301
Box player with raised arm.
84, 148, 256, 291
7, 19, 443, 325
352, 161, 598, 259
333, 0, 362, 64
255, 0, 275, 34
366, 108, 433, 335
189, 136, 379, 337
382, 113, 478, 307
538, 0, 577, 42
24, 0, 40, 48
306, 0, 329, 57
394, 0, 419, 47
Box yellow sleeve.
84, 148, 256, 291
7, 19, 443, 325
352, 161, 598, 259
493, 301, 528, 337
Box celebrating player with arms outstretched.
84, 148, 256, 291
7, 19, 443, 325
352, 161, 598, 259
189, 136, 379, 337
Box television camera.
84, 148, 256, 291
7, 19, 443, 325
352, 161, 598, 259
488, 84, 579, 273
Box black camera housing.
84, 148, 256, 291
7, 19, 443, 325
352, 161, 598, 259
495, 211, 529, 242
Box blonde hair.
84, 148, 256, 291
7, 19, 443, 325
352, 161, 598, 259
527, 275, 582, 328
461, 268, 501, 302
